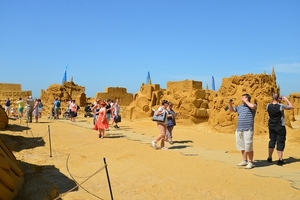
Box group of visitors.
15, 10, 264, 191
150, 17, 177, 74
228, 93, 294, 169
92, 98, 121, 139
4, 96, 43, 123
152, 100, 177, 150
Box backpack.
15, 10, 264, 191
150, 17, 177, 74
77, 105, 80, 111
56, 101, 61, 108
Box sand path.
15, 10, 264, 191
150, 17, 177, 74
1, 117, 300, 199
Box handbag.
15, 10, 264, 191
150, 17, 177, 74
114, 115, 121, 123
152, 111, 167, 122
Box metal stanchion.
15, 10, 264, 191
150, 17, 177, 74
103, 158, 114, 200
48, 125, 52, 157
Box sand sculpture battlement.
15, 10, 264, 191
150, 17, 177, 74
0, 83, 32, 106
95, 87, 133, 106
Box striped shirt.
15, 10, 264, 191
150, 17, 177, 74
234, 104, 256, 131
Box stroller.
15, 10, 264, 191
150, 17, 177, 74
48, 107, 55, 119
84, 105, 93, 118
63, 109, 71, 119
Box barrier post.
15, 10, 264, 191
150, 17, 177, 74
48, 125, 52, 157
103, 158, 113, 200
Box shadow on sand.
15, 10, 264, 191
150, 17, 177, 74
173, 140, 194, 144
254, 156, 300, 168
15, 161, 78, 200
0, 134, 45, 152
168, 145, 193, 149
5, 124, 30, 132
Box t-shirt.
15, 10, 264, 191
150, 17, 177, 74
54, 100, 60, 109
5, 100, 10, 106
266, 103, 287, 127
106, 104, 111, 114
27, 98, 34, 107
234, 104, 256, 131
17, 100, 24, 108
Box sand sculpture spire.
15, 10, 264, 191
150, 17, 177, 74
272, 66, 276, 81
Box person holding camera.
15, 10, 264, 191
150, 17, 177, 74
228, 94, 257, 169
266, 94, 294, 166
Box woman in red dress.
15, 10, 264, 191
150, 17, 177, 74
94, 101, 109, 138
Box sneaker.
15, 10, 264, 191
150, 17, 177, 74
161, 147, 168, 150
151, 141, 157, 149
277, 159, 285, 166
245, 162, 254, 169
267, 157, 272, 162
237, 160, 248, 166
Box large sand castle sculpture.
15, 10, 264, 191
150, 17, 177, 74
40, 80, 87, 115
0, 138, 24, 200
124, 68, 294, 136
95, 87, 133, 106
124, 80, 211, 122
208, 68, 294, 134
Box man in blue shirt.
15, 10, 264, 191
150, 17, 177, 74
53, 97, 61, 119
228, 94, 257, 169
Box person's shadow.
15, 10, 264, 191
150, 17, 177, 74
254, 156, 300, 168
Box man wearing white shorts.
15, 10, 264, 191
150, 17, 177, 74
228, 94, 257, 169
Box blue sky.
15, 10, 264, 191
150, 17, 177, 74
0, 0, 299, 97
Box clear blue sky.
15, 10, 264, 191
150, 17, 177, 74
1, 0, 299, 97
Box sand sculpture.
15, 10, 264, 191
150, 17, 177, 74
208, 68, 294, 135
40, 81, 87, 116
124, 68, 295, 135
289, 93, 300, 116
124, 80, 211, 122
0, 105, 8, 129
95, 87, 133, 106
0, 83, 32, 128
0, 137, 24, 200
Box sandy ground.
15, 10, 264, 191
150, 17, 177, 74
1, 115, 300, 200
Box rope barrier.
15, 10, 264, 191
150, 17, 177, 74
53, 154, 105, 200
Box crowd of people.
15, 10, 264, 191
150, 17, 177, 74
2, 93, 295, 166
4, 96, 43, 123
92, 98, 121, 138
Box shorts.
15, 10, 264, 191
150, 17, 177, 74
5, 106, 10, 112
54, 108, 60, 115
235, 129, 253, 152
18, 107, 24, 113
268, 126, 286, 151
106, 113, 111, 121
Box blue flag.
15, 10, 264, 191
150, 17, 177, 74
62, 65, 68, 83
146, 71, 152, 84
212, 76, 215, 91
